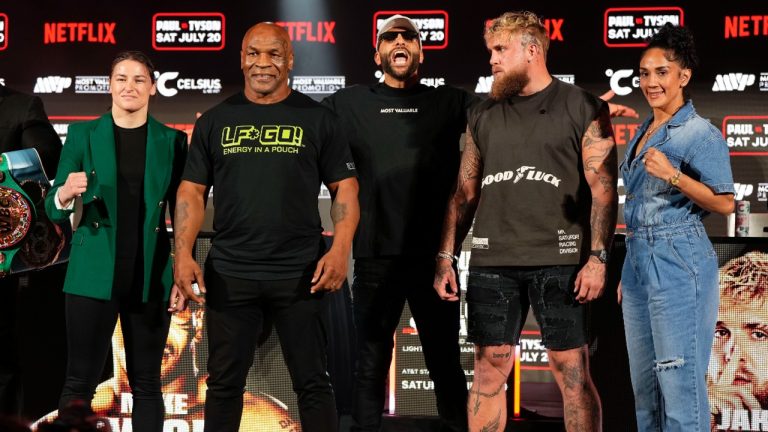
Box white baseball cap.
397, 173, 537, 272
376, 14, 421, 42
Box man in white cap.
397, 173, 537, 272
323, 13, 477, 432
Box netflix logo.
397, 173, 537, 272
275, 21, 336, 43
724, 15, 768, 38
484, 17, 565, 41
43, 22, 116, 44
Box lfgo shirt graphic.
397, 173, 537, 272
221, 124, 304, 155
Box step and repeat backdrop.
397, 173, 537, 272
2, 0, 767, 430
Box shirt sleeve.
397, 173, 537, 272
320, 92, 337, 112
22, 95, 62, 179
181, 115, 213, 186
54, 189, 75, 210
318, 111, 356, 185
687, 131, 735, 195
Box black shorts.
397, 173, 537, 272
466, 265, 587, 351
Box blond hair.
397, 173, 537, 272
720, 251, 768, 307
485, 11, 549, 58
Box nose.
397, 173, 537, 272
393, 33, 409, 46
489, 51, 498, 65
645, 73, 659, 87
254, 53, 272, 67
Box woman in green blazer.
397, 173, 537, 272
44, 51, 186, 432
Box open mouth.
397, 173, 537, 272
391, 49, 409, 66
646, 90, 664, 99
733, 372, 752, 385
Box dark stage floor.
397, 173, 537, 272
339, 414, 566, 432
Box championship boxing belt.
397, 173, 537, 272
0, 149, 71, 275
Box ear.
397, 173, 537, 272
526, 43, 538, 63
680, 68, 691, 87
374, 50, 382, 66
419, 50, 424, 65
287, 52, 294, 72
149, 82, 157, 96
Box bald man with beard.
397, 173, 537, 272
173, 23, 359, 432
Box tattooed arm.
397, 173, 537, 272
311, 177, 359, 293
434, 126, 483, 301
575, 105, 618, 303
173, 180, 208, 304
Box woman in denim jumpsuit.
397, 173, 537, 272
619, 24, 735, 431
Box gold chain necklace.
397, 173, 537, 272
644, 119, 668, 140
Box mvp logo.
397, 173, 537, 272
34, 76, 72, 94
221, 125, 303, 147
712, 73, 756, 92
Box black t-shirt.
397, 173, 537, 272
182, 91, 356, 280
113, 122, 146, 261
468, 79, 605, 266
323, 84, 478, 259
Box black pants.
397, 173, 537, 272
351, 258, 468, 432
0, 277, 20, 416
59, 292, 170, 432
203, 263, 337, 432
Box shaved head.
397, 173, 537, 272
240, 22, 294, 103
242, 22, 292, 54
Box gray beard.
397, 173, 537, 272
490, 70, 530, 100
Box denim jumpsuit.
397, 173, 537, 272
619, 101, 734, 431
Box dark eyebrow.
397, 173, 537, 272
638, 66, 670, 72
744, 322, 768, 329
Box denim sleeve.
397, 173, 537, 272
687, 131, 735, 194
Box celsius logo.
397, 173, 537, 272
420, 77, 445, 87
604, 7, 683, 47
43, 22, 116, 44
154, 72, 222, 97
153, 13, 225, 51
276, 22, 336, 43
481, 166, 561, 189
34, 76, 72, 94
0, 14, 7, 50
373, 10, 449, 50
605, 69, 638, 96
722, 116, 768, 154
485, 17, 564, 41
712, 73, 756, 92
725, 15, 768, 39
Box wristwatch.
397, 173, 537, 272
590, 249, 608, 264
669, 169, 682, 187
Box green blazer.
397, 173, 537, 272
45, 113, 187, 302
